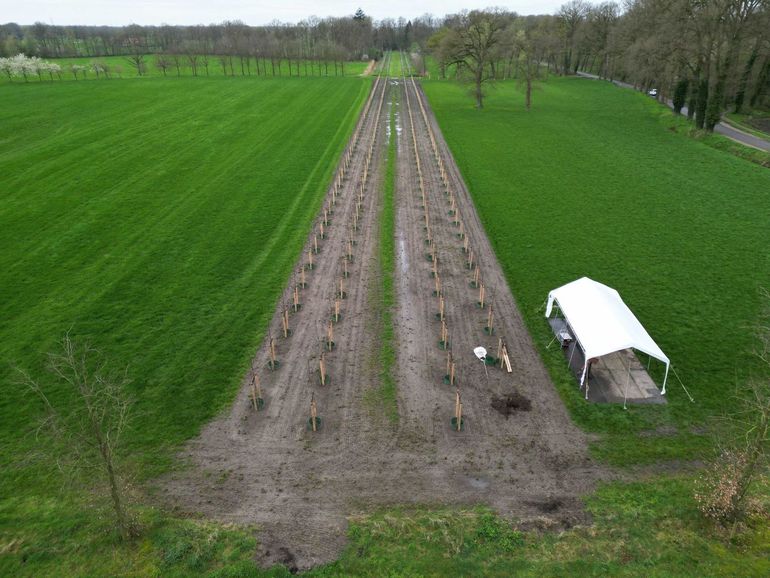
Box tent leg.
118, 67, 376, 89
623, 359, 631, 410
662, 363, 669, 395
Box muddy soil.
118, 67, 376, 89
158, 71, 609, 571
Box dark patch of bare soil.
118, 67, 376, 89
491, 392, 532, 417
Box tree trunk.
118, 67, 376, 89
734, 42, 759, 113
526, 75, 532, 111
687, 67, 699, 120
695, 76, 709, 129
749, 55, 768, 108
102, 441, 130, 540
475, 68, 483, 108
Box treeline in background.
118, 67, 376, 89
1, 1, 767, 128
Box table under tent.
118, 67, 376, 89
545, 277, 669, 405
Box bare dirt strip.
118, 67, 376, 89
160, 64, 608, 571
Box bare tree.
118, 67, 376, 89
155, 54, 171, 76
444, 10, 512, 108
19, 334, 138, 540
695, 296, 770, 537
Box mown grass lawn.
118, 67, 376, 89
0, 75, 368, 575
423, 76, 770, 465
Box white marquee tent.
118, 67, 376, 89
545, 277, 669, 394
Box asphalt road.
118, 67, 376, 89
576, 71, 770, 152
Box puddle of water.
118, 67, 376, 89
398, 234, 408, 274
466, 476, 490, 490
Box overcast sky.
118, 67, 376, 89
4, 1, 565, 26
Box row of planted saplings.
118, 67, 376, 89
413, 75, 514, 374
248, 72, 389, 432
401, 71, 465, 432
249, 70, 384, 431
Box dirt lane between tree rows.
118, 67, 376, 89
159, 68, 609, 571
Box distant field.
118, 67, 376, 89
3, 53, 370, 81
0, 75, 367, 573
423, 77, 770, 465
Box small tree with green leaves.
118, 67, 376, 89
19, 334, 138, 540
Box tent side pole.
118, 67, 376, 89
662, 363, 669, 395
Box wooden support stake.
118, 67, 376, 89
308, 248, 313, 269
338, 276, 345, 298
319, 353, 327, 386
251, 374, 261, 411
479, 283, 485, 309
502, 343, 512, 373
293, 285, 300, 312
269, 336, 277, 370
446, 351, 452, 377
473, 264, 480, 287
455, 390, 462, 431
282, 307, 289, 338
467, 249, 474, 269
439, 294, 445, 321
319, 221, 325, 239
434, 273, 441, 295
450, 360, 455, 387
487, 304, 494, 334
432, 255, 438, 278
327, 321, 334, 350
343, 258, 349, 278
334, 298, 340, 323
314, 234, 319, 254
310, 394, 318, 432
463, 236, 469, 253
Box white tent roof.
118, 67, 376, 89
545, 277, 669, 391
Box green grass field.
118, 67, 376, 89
0, 75, 368, 575
3, 54, 370, 82
422, 76, 770, 466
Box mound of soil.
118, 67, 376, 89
491, 392, 531, 417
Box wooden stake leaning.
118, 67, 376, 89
501, 341, 512, 373
319, 352, 327, 386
